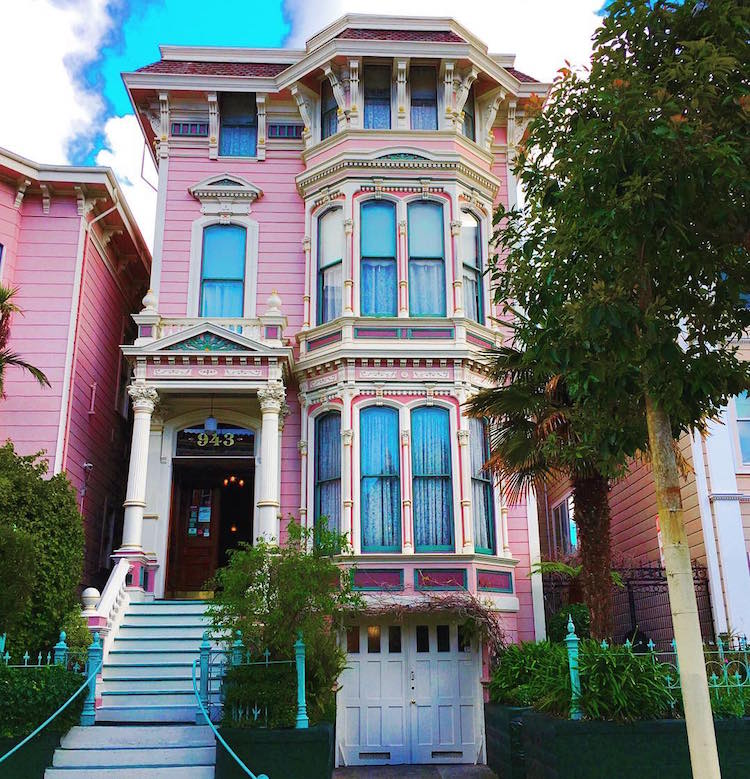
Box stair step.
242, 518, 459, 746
123, 614, 211, 627
101, 676, 195, 692
126, 602, 208, 616
113, 637, 207, 651
45, 767, 214, 778
53, 745, 215, 768
107, 650, 201, 665
103, 663, 199, 677
96, 704, 199, 723
118, 625, 213, 639
101, 690, 197, 706
61, 725, 213, 749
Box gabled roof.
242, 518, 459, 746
136, 60, 289, 77
124, 322, 284, 356
336, 28, 465, 43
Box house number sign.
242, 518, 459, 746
176, 425, 255, 457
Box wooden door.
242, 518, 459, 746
167, 478, 221, 594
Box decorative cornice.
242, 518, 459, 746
189, 173, 263, 203
258, 382, 286, 413
127, 384, 158, 412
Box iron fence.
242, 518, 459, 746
543, 563, 715, 650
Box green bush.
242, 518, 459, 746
0, 443, 84, 655
0, 665, 85, 738
0, 524, 36, 636
61, 609, 92, 660
547, 603, 590, 643
223, 663, 297, 729
208, 518, 362, 727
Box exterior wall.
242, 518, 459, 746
158, 145, 305, 332
0, 194, 79, 471
64, 234, 136, 582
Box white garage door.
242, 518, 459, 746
336, 620, 483, 766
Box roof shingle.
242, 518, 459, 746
135, 60, 289, 77
337, 28, 465, 43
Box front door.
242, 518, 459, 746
337, 620, 482, 766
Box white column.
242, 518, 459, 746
457, 428, 474, 553
703, 412, 750, 636
526, 486, 547, 640
120, 384, 158, 552
257, 383, 285, 541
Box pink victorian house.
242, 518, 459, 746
73, 14, 550, 768
0, 147, 151, 586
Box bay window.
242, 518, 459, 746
219, 93, 257, 157
736, 392, 750, 464
360, 407, 401, 552
360, 201, 397, 317
199, 224, 246, 317
412, 406, 453, 551
317, 209, 344, 324
321, 79, 338, 140
408, 201, 446, 317
314, 412, 341, 533
364, 64, 391, 129
410, 66, 438, 130
470, 418, 495, 554
462, 85, 476, 141
461, 211, 483, 323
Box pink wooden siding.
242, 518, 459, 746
279, 391, 301, 541
159, 149, 305, 332
0, 195, 79, 472
64, 234, 136, 579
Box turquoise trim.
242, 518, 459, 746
360, 544, 401, 553
414, 544, 454, 552
414, 568, 468, 591
476, 569, 514, 594
350, 568, 405, 591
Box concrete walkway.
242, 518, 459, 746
334, 767, 497, 778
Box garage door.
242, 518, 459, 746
337, 621, 482, 766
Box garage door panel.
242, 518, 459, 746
437, 659, 458, 698
383, 659, 404, 697
345, 706, 361, 746
416, 703, 433, 745
460, 703, 475, 744
458, 660, 475, 697
438, 704, 455, 744
363, 660, 382, 697
340, 662, 360, 700
366, 706, 383, 745
384, 704, 406, 746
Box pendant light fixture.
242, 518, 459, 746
205, 395, 217, 432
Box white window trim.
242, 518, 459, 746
460, 207, 491, 327
729, 396, 750, 473
187, 215, 259, 319
312, 205, 346, 326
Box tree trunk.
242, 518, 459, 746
572, 472, 612, 640
645, 394, 721, 779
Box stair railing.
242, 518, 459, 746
81, 557, 131, 662
0, 632, 103, 766
191, 657, 269, 779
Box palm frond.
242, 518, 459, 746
0, 349, 51, 395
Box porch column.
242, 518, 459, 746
120, 384, 158, 551
257, 382, 285, 542
457, 427, 474, 553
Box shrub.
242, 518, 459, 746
208, 518, 362, 726
0, 443, 84, 654
60, 609, 92, 659
0, 665, 85, 738
223, 663, 297, 729
547, 603, 590, 643
0, 524, 35, 636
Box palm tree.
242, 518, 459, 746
466, 345, 613, 640
0, 284, 50, 396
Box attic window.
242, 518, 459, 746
219, 93, 257, 157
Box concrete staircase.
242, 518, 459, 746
97, 599, 210, 723
45, 725, 215, 778
44, 600, 218, 778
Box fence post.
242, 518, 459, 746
80, 632, 101, 727
565, 615, 582, 721
294, 631, 309, 729
53, 631, 68, 667
231, 630, 243, 667
197, 631, 211, 724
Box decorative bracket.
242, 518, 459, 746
454, 67, 479, 130
14, 179, 31, 209
207, 92, 219, 159
256, 93, 267, 160
291, 83, 317, 148
481, 88, 506, 150
40, 184, 51, 214
323, 62, 348, 131
396, 59, 409, 129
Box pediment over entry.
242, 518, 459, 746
133, 322, 269, 354
189, 173, 263, 203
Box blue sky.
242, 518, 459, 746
1, 0, 603, 248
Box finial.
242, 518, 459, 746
266, 289, 282, 315
141, 288, 157, 312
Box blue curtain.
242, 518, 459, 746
410, 66, 438, 130
315, 412, 341, 533
470, 418, 495, 554
361, 407, 401, 551
463, 267, 480, 322
364, 65, 391, 129
408, 202, 445, 316
361, 201, 397, 316
200, 224, 246, 317
412, 407, 453, 550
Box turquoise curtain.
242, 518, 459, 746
200, 224, 246, 317
360, 407, 401, 551
315, 412, 341, 533
470, 418, 495, 554
412, 407, 453, 550
408, 202, 446, 316
361, 201, 397, 316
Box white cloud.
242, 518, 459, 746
95, 114, 157, 250
0, 0, 156, 248
285, 0, 603, 82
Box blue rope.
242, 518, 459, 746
0, 660, 102, 766
191, 658, 269, 779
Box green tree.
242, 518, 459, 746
490, 1, 749, 775
208, 520, 361, 724
467, 346, 619, 639
0, 443, 85, 653
0, 285, 50, 395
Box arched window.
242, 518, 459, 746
408, 201, 446, 317
469, 418, 495, 554
317, 209, 344, 324
360, 201, 397, 317
461, 212, 483, 323
200, 224, 246, 317
314, 411, 341, 533
360, 406, 401, 551
411, 406, 453, 551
